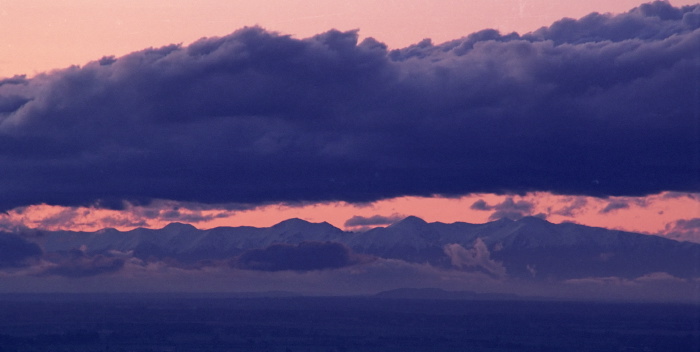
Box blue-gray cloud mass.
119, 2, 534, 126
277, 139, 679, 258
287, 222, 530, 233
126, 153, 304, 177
0, 233, 42, 268
235, 241, 363, 271
0, 2, 697, 210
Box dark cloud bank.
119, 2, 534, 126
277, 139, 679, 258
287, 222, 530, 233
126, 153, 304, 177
234, 241, 365, 271
0, 232, 41, 268
0, 2, 698, 210
41, 250, 125, 278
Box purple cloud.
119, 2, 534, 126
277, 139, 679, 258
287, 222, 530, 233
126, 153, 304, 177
234, 241, 367, 272
470, 199, 491, 211
0, 2, 697, 210
671, 218, 700, 230
0, 233, 42, 268
599, 200, 630, 214
553, 197, 588, 217
470, 197, 539, 220
40, 249, 125, 278
663, 218, 700, 243
344, 214, 404, 228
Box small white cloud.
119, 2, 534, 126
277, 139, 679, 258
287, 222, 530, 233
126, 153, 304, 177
443, 239, 506, 277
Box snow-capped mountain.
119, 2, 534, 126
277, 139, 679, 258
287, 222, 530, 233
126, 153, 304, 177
10, 216, 700, 281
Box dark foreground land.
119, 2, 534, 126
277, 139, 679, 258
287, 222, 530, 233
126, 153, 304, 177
0, 294, 697, 352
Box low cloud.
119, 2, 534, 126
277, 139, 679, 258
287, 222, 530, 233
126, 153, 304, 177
470, 199, 491, 211
443, 239, 506, 278
599, 200, 630, 214
662, 218, 700, 243
668, 218, 700, 231
40, 249, 125, 278
470, 197, 539, 221
562, 272, 697, 301
344, 214, 404, 230
0, 233, 42, 268
88, 257, 507, 296
552, 197, 588, 217
234, 241, 367, 272
564, 272, 689, 287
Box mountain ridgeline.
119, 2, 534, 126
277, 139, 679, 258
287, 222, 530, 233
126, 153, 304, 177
14, 216, 699, 281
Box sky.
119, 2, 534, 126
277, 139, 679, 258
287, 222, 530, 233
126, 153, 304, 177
3, 0, 698, 78
0, 0, 698, 243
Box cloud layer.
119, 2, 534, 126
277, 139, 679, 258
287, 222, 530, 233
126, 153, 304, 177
0, 233, 42, 268
0, 2, 697, 210
234, 241, 364, 271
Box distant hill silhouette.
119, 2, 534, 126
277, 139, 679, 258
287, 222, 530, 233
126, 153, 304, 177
18, 216, 700, 280
374, 288, 520, 300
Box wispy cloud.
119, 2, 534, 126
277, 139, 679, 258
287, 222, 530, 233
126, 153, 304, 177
444, 239, 506, 278
233, 241, 368, 272
662, 217, 700, 242
599, 200, 630, 214
470, 197, 541, 220
40, 250, 125, 278
0, 233, 42, 268
552, 197, 588, 217
344, 214, 404, 230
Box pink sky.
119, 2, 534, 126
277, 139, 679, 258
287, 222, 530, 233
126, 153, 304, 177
1, 1, 698, 240
2, 0, 697, 77
2, 192, 698, 243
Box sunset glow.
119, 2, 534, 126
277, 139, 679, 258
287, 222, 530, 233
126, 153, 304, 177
2, 0, 697, 77
2, 192, 698, 242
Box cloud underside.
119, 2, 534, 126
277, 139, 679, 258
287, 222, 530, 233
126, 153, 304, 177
0, 2, 698, 210
234, 241, 365, 271
0, 230, 696, 301
2, 252, 696, 302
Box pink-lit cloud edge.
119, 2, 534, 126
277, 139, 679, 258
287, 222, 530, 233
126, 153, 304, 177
3, 192, 698, 243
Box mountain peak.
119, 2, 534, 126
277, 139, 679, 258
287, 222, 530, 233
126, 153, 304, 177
161, 222, 197, 231
518, 216, 550, 224
273, 218, 313, 228
492, 217, 515, 224
390, 216, 427, 228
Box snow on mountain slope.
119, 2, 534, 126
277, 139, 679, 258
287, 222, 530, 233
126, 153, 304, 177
19, 216, 700, 280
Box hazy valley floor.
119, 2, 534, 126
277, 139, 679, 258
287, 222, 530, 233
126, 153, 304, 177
0, 294, 697, 352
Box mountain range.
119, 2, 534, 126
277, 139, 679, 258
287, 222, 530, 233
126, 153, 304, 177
7, 216, 698, 282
